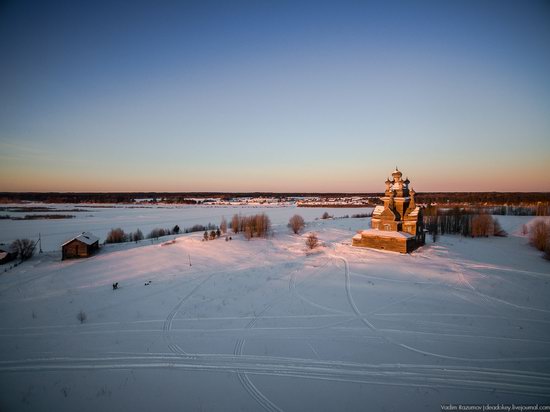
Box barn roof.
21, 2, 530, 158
61, 232, 99, 247
0, 243, 16, 254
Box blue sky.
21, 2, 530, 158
1, 0, 549, 192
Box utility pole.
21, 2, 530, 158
188, 254, 192, 267
39, 233, 43, 254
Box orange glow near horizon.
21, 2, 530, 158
1, 159, 549, 193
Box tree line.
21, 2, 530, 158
230, 213, 271, 239
104, 222, 220, 244
3, 191, 548, 205
416, 193, 550, 207
423, 206, 507, 238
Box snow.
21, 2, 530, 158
359, 229, 414, 239
0, 244, 15, 253
0, 204, 373, 252
61, 232, 100, 247
0, 214, 549, 411
372, 205, 385, 216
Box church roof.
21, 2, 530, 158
407, 206, 421, 217
380, 207, 397, 220
392, 167, 402, 176
372, 205, 385, 216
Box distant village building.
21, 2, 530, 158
353, 168, 425, 253
61, 232, 99, 260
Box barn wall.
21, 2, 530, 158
0, 253, 16, 265
62, 240, 90, 260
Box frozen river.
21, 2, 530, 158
0, 204, 372, 251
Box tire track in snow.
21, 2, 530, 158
330, 255, 376, 331
451, 262, 550, 314
329, 254, 549, 364
234, 302, 282, 412
452, 262, 494, 308
2, 354, 549, 398
371, 312, 550, 323
163, 274, 216, 355
230, 246, 306, 412
154, 244, 272, 355
0, 313, 354, 333
289, 255, 350, 316
4, 353, 550, 375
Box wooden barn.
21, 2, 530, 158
0, 244, 17, 265
61, 232, 99, 260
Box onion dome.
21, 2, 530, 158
392, 167, 402, 178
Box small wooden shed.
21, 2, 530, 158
0, 244, 17, 265
61, 232, 99, 260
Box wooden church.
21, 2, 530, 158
352, 168, 425, 253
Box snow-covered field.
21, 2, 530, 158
1, 215, 549, 411
0, 204, 365, 251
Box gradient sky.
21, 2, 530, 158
1, 0, 549, 192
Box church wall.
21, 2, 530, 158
352, 235, 420, 253
394, 200, 408, 219
402, 222, 417, 235
379, 221, 400, 231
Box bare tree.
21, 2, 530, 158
132, 229, 144, 242
305, 233, 319, 250
105, 228, 127, 243
288, 215, 305, 234
227, 213, 272, 239
529, 220, 550, 251
147, 228, 170, 239
244, 225, 253, 240
231, 214, 240, 234
471, 214, 493, 237
77, 310, 87, 324
255, 213, 271, 237
220, 217, 228, 234
11, 239, 35, 262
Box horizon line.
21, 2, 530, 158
2, 190, 550, 195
